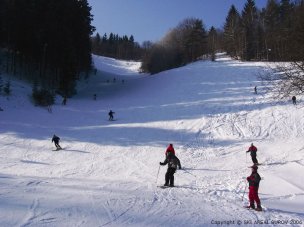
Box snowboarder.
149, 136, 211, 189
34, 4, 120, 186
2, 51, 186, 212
246, 165, 262, 211
52, 134, 62, 150
108, 110, 115, 121
292, 96, 296, 105
254, 86, 257, 94
165, 143, 175, 156
246, 143, 259, 165
160, 152, 181, 187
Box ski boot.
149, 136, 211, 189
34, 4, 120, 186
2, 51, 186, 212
255, 205, 262, 211
245, 203, 255, 209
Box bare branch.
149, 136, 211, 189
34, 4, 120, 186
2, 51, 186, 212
259, 61, 304, 99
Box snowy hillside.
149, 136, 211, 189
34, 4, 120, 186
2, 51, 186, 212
0, 54, 303, 226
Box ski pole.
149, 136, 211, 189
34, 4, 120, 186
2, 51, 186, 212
246, 152, 248, 163
155, 165, 161, 185
242, 182, 247, 201
183, 168, 196, 178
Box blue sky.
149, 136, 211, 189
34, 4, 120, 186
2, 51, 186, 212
88, 0, 267, 44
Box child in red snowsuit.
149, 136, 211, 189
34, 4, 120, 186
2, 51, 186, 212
246, 165, 262, 211
165, 144, 175, 156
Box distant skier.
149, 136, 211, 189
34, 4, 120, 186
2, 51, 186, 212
160, 152, 181, 187
93, 94, 97, 100
292, 96, 296, 105
47, 105, 52, 113
246, 165, 262, 211
108, 110, 115, 121
254, 86, 257, 94
62, 96, 67, 105
165, 143, 175, 156
246, 143, 259, 165
52, 134, 62, 150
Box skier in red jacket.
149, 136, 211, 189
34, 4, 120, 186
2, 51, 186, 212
165, 144, 175, 156
246, 143, 259, 165
246, 165, 262, 211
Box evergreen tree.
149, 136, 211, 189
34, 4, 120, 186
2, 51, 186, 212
91, 33, 142, 60
184, 19, 207, 62
223, 5, 242, 58
278, 0, 294, 60
208, 26, 217, 61
263, 0, 281, 60
0, 76, 3, 94
290, 0, 304, 60
0, 0, 95, 97
92, 33, 101, 55
3, 80, 11, 96
241, 0, 259, 60
256, 22, 266, 60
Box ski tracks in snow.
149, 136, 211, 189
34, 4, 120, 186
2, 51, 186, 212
172, 100, 304, 225
19, 198, 56, 227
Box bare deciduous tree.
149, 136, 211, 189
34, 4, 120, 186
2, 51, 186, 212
259, 61, 304, 98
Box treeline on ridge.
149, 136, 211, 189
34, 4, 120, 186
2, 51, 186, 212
91, 33, 142, 60
0, 0, 303, 99
140, 18, 220, 74
223, 0, 304, 61
139, 0, 304, 74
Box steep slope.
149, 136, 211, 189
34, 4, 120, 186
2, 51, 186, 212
0, 55, 303, 226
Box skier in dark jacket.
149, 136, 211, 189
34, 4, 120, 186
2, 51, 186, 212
246, 143, 259, 165
165, 143, 175, 156
108, 110, 115, 121
160, 153, 181, 187
52, 134, 61, 150
292, 96, 296, 105
246, 165, 262, 211
62, 96, 67, 105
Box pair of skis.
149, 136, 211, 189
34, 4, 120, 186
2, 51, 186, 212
157, 185, 175, 189
244, 206, 263, 212
53, 147, 63, 151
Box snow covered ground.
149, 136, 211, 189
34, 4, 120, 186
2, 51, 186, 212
0, 54, 303, 226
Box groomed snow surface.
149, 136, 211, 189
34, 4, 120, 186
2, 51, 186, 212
0, 54, 303, 226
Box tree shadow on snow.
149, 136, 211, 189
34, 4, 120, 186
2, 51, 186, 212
20, 160, 50, 165
183, 167, 231, 172
64, 149, 90, 154
0, 61, 296, 149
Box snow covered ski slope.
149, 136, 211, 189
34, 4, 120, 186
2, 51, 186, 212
0, 55, 303, 226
